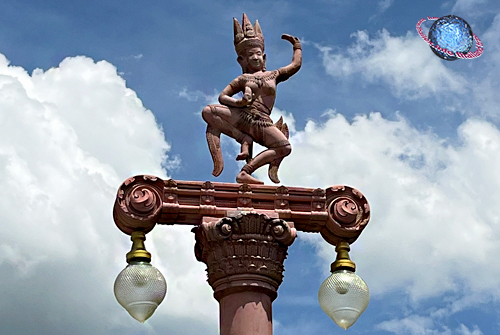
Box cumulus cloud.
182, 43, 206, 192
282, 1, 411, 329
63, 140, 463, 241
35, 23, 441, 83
177, 11, 500, 332
3, 9, 499, 334
254, 110, 500, 328
0, 53, 217, 335
468, 12, 500, 120
178, 87, 219, 103
377, 314, 484, 335
378, 0, 394, 12
452, 0, 489, 16
316, 29, 468, 99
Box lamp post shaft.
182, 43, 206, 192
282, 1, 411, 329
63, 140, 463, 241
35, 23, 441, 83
220, 291, 273, 335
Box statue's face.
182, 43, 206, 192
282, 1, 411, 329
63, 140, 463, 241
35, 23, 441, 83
239, 47, 265, 72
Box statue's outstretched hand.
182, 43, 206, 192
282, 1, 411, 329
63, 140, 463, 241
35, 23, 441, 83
281, 34, 301, 47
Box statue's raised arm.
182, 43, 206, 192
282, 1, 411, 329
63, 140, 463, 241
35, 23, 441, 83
201, 14, 302, 185
277, 34, 302, 83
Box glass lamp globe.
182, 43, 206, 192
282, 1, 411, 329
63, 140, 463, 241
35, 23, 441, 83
114, 261, 167, 323
318, 269, 369, 330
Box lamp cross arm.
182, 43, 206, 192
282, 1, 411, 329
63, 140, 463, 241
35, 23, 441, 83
113, 175, 370, 245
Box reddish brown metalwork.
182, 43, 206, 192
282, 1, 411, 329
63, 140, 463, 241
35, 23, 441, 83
193, 213, 296, 294
201, 14, 302, 185
113, 175, 163, 235
113, 176, 370, 245
112, 13, 370, 334
113, 176, 370, 334
218, 291, 273, 335
321, 185, 370, 246
193, 212, 296, 335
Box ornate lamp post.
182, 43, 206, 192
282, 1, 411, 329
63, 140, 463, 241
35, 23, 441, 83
112, 14, 372, 334
112, 178, 370, 333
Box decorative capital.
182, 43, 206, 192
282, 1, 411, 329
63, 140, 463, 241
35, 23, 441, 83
193, 212, 296, 301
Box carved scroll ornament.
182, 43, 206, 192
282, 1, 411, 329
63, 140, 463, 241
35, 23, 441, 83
113, 175, 164, 235
321, 185, 371, 245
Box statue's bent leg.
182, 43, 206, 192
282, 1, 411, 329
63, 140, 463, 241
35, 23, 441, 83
268, 157, 284, 184
236, 127, 291, 184
236, 141, 252, 161
206, 125, 224, 177
202, 105, 253, 161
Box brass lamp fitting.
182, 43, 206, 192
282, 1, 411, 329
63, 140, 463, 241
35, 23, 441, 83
330, 241, 356, 272
126, 231, 152, 263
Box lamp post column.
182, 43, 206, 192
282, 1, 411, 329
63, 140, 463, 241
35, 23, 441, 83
193, 213, 296, 335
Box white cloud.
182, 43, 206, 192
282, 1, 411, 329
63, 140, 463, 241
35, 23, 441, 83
0, 53, 216, 334
178, 87, 219, 104
274, 318, 325, 335
482, 12, 500, 53
377, 314, 448, 334
377, 314, 484, 335
369, 0, 394, 20
3, 9, 499, 334
452, 0, 488, 16
265, 111, 500, 308
468, 12, 500, 120
316, 29, 468, 99
458, 324, 484, 335
119, 54, 144, 61
378, 0, 394, 13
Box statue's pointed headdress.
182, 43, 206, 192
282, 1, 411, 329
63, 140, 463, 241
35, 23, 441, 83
233, 14, 265, 55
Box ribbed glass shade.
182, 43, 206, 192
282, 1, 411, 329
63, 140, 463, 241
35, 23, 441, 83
318, 270, 369, 330
114, 261, 167, 323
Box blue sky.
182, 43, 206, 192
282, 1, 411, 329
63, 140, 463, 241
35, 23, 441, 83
1, 0, 500, 334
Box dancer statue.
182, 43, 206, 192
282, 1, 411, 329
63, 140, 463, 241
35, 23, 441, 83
202, 13, 302, 184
